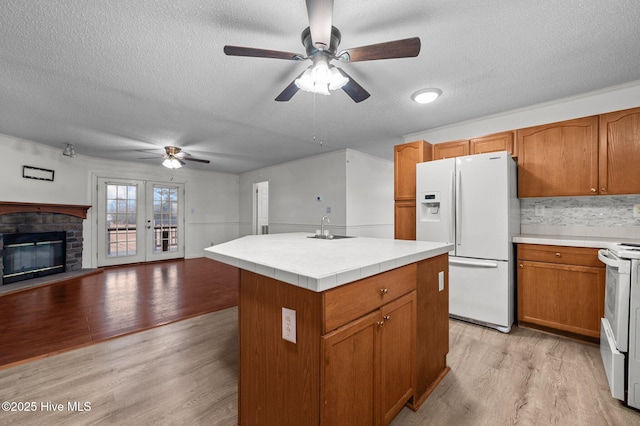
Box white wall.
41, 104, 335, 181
239, 149, 394, 238
0, 135, 240, 266
346, 150, 394, 238
404, 80, 640, 144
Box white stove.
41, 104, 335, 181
599, 242, 640, 409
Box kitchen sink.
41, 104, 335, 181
307, 235, 356, 240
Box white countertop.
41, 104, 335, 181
514, 234, 640, 248
204, 233, 453, 292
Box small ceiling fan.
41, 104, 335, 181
139, 146, 210, 169
223, 0, 421, 103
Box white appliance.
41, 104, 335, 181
598, 243, 640, 409
416, 151, 519, 332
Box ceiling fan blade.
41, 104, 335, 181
224, 45, 304, 60
337, 68, 370, 103
181, 157, 210, 164
275, 71, 305, 102
337, 37, 421, 62
306, 0, 334, 50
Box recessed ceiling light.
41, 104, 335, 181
412, 88, 442, 104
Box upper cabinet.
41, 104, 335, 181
432, 140, 469, 160
433, 131, 516, 160
517, 116, 599, 197
394, 140, 432, 201
470, 131, 516, 156
599, 107, 640, 195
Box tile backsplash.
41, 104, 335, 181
520, 195, 640, 239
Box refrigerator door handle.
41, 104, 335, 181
456, 169, 462, 246
450, 170, 455, 244
450, 258, 499, 268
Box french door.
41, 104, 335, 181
97, 178, 184, 266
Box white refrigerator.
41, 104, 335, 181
416, 151, 519, 332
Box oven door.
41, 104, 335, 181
598, 249, 631, 352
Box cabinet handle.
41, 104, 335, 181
590, 188, 597, 193
379, 288, 388, 295
555, 252, 561, 257
377, 320, 385, 327
519, 264, 524, 269
383, 315, 391, 321
601, 187, 607, 192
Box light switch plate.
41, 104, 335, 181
438, 271, 444, 292
282, 307, 296, 343
634, 204, 640, 218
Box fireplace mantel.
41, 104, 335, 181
0, 202, 91, 219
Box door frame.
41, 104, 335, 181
94, 176, 185, 267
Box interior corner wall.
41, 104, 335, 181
0, 135, 240, 266
239, 150, 348, 236
345, 149, 394, 238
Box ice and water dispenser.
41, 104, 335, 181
419, 192, 441, 222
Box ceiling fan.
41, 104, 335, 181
140, 146, 211, 169
223, 0, 421, 103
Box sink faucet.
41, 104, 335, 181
321, 216, 331, 238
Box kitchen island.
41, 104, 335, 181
204, 233, 453, 426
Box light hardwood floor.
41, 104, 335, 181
1, 309, 639, 425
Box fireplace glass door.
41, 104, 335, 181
97, 178, 184, 266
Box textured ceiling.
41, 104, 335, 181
1, 0, 639, 173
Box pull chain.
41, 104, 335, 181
312, 93, 323, 147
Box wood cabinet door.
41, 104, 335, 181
599, 107, 640, 195
379, 291, 416, 425
517, 116, 599, 197
470, 131, 515, 156
517, 260, 605, 338
321, 310, 380, 426
394, 201, 416, 240
432, 140, 470, 160
394, 141, 431, 201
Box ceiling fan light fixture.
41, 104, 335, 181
162, 156, 183, 169
412, 88, 442, 104
295, 61, 348, 95
62, 143, 76, 158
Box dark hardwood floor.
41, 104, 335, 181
0, 258, 239, 369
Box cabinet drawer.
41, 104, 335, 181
322, 264, 417, 333
517, 244, 602, 267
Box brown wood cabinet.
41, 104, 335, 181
322, 291, 416, 426
238, 255, 450, 425
394, 140, 432, 240
599, 106, 640, 195
517, 116, 599, 197
394, 141, 432, 201
470, 131, 516, 156
517, 244, 605, 339
394, 201, 416, 241
432, 140, 469, 160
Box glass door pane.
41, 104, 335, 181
152, 185, 179, 253
106, 183, 138, 257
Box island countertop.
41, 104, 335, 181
204, 233, 453, 292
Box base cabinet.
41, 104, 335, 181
238, 256, 449, 425
321, 292, 416, 426
517, 244, 605, 339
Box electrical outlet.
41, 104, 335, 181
282, 307, 296, 343
634, 204, 640, 218
534, 204, 545, 216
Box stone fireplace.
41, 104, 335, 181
0, 202, 91, 286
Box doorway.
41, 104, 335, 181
253, 181, 269, 235
97, 178, 185, 266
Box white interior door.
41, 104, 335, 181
97, 178, 184, 266
253, 181, 269, 235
